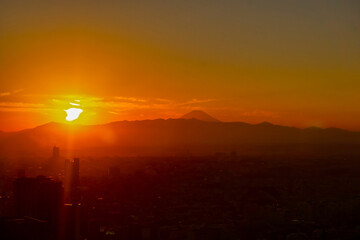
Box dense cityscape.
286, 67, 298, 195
1, 146, 360, 239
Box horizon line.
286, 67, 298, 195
1, 118, 356, 134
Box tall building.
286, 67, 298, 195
46, 146, 61, 175
64, 158, 80, 204
52, 146, 60, 159
13, 176, 63, 240
63, 158, 81, 240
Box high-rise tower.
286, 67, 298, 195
63, 158, 81, 240
14, 176, 63, 239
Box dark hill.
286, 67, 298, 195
0, 119, 359, 157
180, 110, 220, 122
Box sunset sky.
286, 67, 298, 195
0, 0, 359, 131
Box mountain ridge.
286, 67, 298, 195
180, 110, 221, 122
1, 117, 360, 157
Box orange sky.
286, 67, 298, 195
0, 1, 359, 131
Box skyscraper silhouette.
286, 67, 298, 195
63, 158, 81, 240
46, 146, 61, 175
13, 176, 63, 240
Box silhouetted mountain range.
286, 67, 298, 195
1, 111, 360, 157
180, 110, 220, 122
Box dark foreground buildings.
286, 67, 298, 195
2, 152, 360, 239
0, 154, 82, 240
0, 176, 63, 240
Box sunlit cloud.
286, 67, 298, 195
13, 89, 24, 94
108, 111, 120, 115
0, 92, 11, 97
0, 89, 24, 97
155, 98, 172, 103
0, 102, 44, 108
100, 97, 217, 112
179, 98, 217, 106
114, 96, 147, 103
0, 102, 45, 112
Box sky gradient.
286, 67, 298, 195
0, 0, 359, 131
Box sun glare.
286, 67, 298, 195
65, 108, 83, 122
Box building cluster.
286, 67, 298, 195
0, 147, 81, 240
1, 149, 360, 239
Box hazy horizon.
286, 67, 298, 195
1, 109, 359, 133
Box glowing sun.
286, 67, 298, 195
64, 108, 83, 122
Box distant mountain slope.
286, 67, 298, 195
180, 110, 220, 122
0, 119, 360, 157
